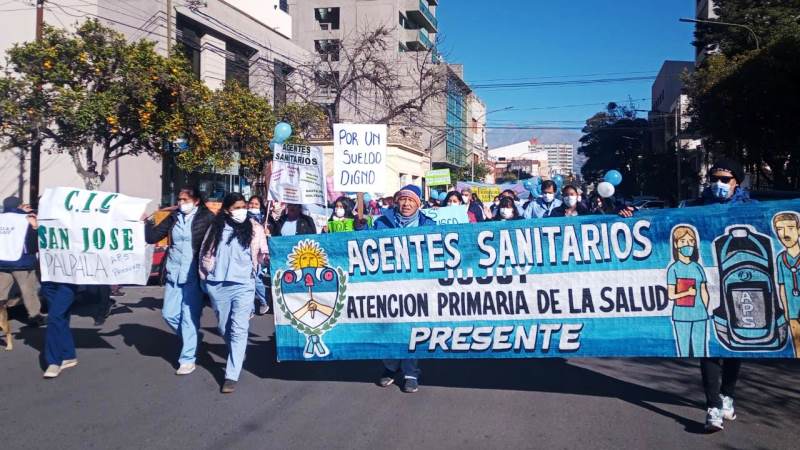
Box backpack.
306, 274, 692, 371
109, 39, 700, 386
712, 226, 788, 351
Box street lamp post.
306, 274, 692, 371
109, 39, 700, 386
679, 17, 760, 50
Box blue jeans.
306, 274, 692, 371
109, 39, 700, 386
254, 266, 268, 307
383, 359, 420, 379
42, 282, 78, 366
206, 280, 254, 381
163, 279, 204, 365
673, 319, 708, 357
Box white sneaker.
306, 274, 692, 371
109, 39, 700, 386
61, 359, 78, 370
43, 364, 61, 379
176, 363, 196, 375
720, 395, 736, 420
705, 407, 724, 432
258, 304, 270, 315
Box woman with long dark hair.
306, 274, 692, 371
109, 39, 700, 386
144, 186, 214, 376
199, 193, 267, 393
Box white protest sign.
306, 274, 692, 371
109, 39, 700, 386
0, 213, 30, 261
37, 187, 151, 285
333, 124, 387, 193
269, 143, 326, 205
420, 205, 470, 225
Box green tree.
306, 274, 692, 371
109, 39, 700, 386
687, 0, 800, 189
454, 161, 491, 183
578, 103, 651, 198
0, 20, 203, 189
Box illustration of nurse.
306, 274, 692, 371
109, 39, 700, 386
666, 225, 710, 357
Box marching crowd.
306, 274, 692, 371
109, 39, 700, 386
0, 158, 773, 431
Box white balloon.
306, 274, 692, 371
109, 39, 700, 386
597, 181, 615, 198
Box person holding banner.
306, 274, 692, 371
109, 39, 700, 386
0, 199, 46, 327
374, 185, 434, 393
492, 197, 523, 221
524, 180, 562, 219
552, 185, 591, 217
199, 193, 268, 393
145, 187, 215, 376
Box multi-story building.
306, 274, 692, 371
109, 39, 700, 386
487, 139, 549, 179
0, 1, 307, 208
649, 60, 704, 199
695, 0, 719, 64
291, 1, 483, 192
531, 143, 574, 176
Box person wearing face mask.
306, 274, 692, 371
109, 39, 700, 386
373, 185, 434, 393
247, 195, 267, 225
145, 186, 214, 376
552, 185, 590, 217
524, 180, 562, 219
199, 193, 268, 393
493, 196, 522, 221
460, 188, 485, 222
443, 191, 477, 223
272, 203, 317, 236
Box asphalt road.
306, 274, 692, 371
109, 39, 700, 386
1, 286, 799, 450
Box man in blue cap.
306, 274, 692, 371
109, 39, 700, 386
372, 184, 434, 393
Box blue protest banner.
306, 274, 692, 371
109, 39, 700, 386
269, 200, 800, 361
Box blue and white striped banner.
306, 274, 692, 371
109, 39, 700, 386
269, 200, 800, 360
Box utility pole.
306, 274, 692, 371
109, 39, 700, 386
29, 0, 45, 207
166, 0, 173, 53
675, 107, 681, 202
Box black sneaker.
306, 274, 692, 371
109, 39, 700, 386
28, 315, 47, 327
93, 316, 106, 326
402, 377, 419, 393
110, 288, 125, 297
221, 379, 237, 394
378, 369, 397, 387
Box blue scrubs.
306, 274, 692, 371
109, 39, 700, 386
163, 211, 203, 365
205, 225, 256, 381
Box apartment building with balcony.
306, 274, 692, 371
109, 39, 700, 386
0, 0, 308, 207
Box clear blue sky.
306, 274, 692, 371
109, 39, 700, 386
437, 0, 697, 147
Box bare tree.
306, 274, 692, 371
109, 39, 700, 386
282, 25, 448, 137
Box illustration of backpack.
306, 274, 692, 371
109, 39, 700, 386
712, 226, 788, 351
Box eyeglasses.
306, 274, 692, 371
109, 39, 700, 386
709, 175, 734, 184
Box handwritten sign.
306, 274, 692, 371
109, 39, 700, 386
425, 169, 451, 187
0, 213, 30, 261
36, 187, 151, 285
333, 124, 387, 193
269, 143, 326, 205
421, 205, 470, 225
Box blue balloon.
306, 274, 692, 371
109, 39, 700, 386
363, 193, 372, 202
273, 122, 293, 143
430, 189, 439, 199
553, 174, 564, 185
528, 177, 542, 196
604, 169, 622, 186
438, 191, 447, 202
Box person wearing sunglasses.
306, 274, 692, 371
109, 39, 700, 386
691, 158, 755, 207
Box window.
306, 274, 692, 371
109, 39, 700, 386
315, 7, 340, 30
315, 39, 341, 62
176, 19, 201, 79
226, 40, 254, 87
273, 61, 294, 107
316, 71, 339, 96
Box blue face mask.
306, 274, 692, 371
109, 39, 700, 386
712, 181, 731, 199
679, 245, 694, 257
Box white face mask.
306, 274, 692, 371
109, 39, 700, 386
563, 195, 578, 208
230, 209, 248, 223
500, 208, 514, 219
542, 193, 555, 204
179, 202, 196, 215
334, 207, 346, 218
248, 208, 261, 216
